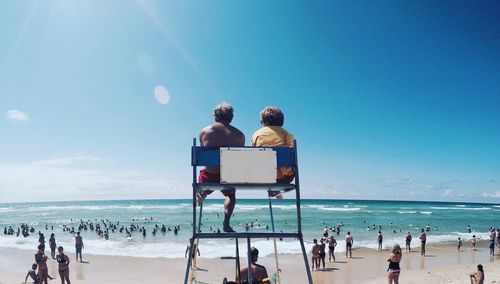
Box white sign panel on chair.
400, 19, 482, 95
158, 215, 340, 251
220, 148, 277, 184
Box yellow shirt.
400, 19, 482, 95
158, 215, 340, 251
251, 126, 294, 180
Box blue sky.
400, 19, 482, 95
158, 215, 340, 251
1, 0, 499, 203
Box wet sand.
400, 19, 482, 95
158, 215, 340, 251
0, 242, 499, 283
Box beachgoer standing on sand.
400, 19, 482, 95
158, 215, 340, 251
328, 236, 337, 262
311, 239, 320, 270
56, 246, 71, 284
35, 245, 48, 284
345, 232, 353, 258
387, 244, 402, 284
24, 263, 39, 284
419, 229, 426, 256
496, 229, 500, 250
74, 231, 84, 262
405, 232, 412, 252
198, 103, 245, 233
319, 238, 326, 269
470, 235, 478, 251
469, 264, 485, 284
185, 238, 201, 268
49, 233, 57, 259
239, 247, 269, 283
251, 106, 295, 185
458, 237, 462, 251
377, 231, 383, 251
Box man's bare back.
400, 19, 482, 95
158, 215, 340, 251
199, 122, 245, 172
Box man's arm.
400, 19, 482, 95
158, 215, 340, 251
24, 272, 29, 284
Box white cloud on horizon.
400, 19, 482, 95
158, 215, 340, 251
481, 191, 500, 198
5, 109, 29, 122
0, 155, 190, 203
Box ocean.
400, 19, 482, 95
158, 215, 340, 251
0, 199, 498, 259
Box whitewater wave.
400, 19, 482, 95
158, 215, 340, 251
306, 205, 361, 212
0, 230, 494, 259
429, 207, 491, 211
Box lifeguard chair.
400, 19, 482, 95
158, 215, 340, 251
184, 138, 313, 284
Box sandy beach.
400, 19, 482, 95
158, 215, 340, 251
1, 241, 499, 284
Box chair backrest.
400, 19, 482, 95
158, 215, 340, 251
192, 146, 296, 168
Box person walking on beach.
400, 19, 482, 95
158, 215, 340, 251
56, 246, 71, 284
387, 244, 402, 284
458, 237, 462, 251
35, 245, 48, 284
24, 263, 39, 284
377, 231, 383, 251
74, 232, 84, 262
319, 238, 326, 269
198, 103, 245, 233
239, 247, 269, 283
328, 236, 337, 262
405, 232, 412, 252
311, 239, 320, 271
419, 229, 426, 256
345, 232, 353, 258
49, 233, 57, 259
251, 106, 295, 185
469, 264, 484, 284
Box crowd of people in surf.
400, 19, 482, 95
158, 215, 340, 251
3, 217, 185, 243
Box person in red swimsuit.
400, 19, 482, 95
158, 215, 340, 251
198, 102, 245, 233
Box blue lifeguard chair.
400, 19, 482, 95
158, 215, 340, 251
184, 139, 313, 284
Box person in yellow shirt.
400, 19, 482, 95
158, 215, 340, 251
251, 107, 295, 183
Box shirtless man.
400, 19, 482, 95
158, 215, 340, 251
419, 229, 426, 256
74, 232, 84, 262
345, 232, 353, 258
405, 232, 412, 252
239, 247, 269, 283
377, 231, 383, 251
24, 263, 39, 284
198, 103, 245, 233
319, 238, 326, 269
311, 239, 320, 270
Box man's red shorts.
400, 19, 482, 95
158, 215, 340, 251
277, 175, 294, 184
198, 169, 235, 197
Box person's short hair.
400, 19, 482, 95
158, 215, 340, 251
313, 238, 317, 243
58, 246, 64, 252
260, 107, 284, 126
213, 102, 234, 123
32, 263, 37, 270
478, 264, 483, 271
251, 247, 259, 257
37, 244, 44, 250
